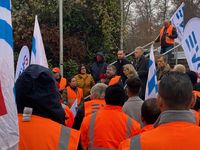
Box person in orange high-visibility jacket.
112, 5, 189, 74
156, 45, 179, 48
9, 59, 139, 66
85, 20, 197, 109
106, 65, 123, 86
64, 104, 75, 127
16, 65, 81, 150
119, 72, 200, 150
72, 83, 108, 130
52, 67, 67, 91
84, 99, 105, 116
108, 75, 121, 86
81, 84, 140, 149
84, 83, 107, 116
155, 19, 177, 62
64, 77, 83, 107
18, 114, 80, 150
140, 98, 161, 133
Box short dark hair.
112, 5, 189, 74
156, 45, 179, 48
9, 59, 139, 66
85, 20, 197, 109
157, 55, 167, 63
159, 72, 193, 109
78, 64, 87, 74
105, 84, 125, 106
126, 77, 141, 94
141, 98, 161, 124
118, 49, 125, 53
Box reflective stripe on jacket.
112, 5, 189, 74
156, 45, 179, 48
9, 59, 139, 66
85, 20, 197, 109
84, 99, 106, 117
81, 105, 140, 149
119, 110, 200, 150
18, 114, 80, 150
160, 24, 174, 45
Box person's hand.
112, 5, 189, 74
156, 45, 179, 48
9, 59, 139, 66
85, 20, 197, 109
167, 33, 171, 37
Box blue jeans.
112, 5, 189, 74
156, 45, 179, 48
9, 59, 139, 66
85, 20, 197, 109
161, 46, 174, 63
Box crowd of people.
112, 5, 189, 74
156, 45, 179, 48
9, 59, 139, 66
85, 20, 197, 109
15, 19, 200, 150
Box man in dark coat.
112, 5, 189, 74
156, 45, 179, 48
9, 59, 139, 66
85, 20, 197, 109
131, 47, 149, 100
91, 52, 108, 83
114, 49, 130, 85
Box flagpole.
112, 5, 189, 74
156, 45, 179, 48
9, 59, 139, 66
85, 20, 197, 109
59, 0, 64, 76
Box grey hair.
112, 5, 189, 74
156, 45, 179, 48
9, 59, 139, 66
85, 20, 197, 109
135, 46, 144, 54
90, 83, 108, 99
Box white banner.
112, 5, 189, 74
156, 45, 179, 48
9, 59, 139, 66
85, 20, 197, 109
145, 45, 158, 100
30, 15, 48, 68
0, 0, 19, 149
171, 2, 185, 43
182, 18, 200, 74
15, 46, 30, 82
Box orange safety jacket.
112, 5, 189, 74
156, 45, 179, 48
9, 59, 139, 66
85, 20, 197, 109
64, 105, 74, 127
193, 90, 200, 98
119, 110, 200, 150
108, 75, 121, 86
18, 114, 80, 150
84, 99, 106, 117
59, 77, 67, 90
80, 105, 140, 149
140, 124, 154, 133
66, 86, 83, 107
160, 24, 174, 45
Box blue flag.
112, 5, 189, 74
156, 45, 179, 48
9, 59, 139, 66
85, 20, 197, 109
145, 45, 158, 100
0, 0, 19, 148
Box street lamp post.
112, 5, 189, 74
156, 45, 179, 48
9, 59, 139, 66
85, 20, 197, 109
120, 0, 124, 50
59, 0, 64, 76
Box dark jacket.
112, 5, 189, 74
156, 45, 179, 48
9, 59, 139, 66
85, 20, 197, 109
15, 64, 66, 125
114, 59, 130, 84
193, 83, 200, 111
91, 52, 108, 83
131, 55, 149, 100
156, 64, 171, 81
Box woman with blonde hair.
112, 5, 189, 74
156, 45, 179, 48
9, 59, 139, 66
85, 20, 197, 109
123, 64, 138, 79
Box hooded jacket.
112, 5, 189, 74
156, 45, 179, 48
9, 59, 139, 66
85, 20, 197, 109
91, 52, 108, 83
16, 64, 66, 125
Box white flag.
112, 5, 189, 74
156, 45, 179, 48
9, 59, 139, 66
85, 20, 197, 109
170, 2, 185, 43
31, 15, 48, 68
70, 99, 78, 117
0, 1, 19, 149
15, 46, 30, 82
182, 18, 200, 77
145, 45, 158, 100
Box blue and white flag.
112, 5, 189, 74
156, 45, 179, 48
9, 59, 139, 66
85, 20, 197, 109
15, 46, 30, 81
145, 45, 158, 100
0, 0, 19, 149
171, 2, 185, 44
182, 17, 200, 79
31, 15, 48, 68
